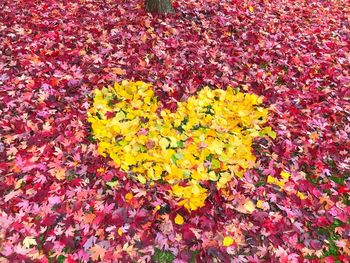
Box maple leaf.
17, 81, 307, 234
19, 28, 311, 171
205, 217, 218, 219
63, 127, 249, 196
110, 67, 126, 75
90, 244, 106, 261
22, 237, 37, 248
83, 236, 97, 251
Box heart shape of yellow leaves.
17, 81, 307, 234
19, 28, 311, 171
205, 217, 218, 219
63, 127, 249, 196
88, 81, 275, 211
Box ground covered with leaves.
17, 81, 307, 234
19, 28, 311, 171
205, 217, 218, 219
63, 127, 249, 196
0, 0, 349, 262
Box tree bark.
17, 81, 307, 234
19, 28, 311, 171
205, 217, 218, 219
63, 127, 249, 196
145, 0, 175, 14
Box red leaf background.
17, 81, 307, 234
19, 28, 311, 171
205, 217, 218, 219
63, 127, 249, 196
0, 0, 349, 261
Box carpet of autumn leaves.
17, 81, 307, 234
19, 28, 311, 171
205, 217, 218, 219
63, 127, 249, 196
0, 0, 349, 262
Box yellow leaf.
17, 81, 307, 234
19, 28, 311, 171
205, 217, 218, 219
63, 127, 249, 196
217, 172, 232, 189
223, 236, 234, 247
125, 192, 133, 201
209, 171, 218, 181
124, 154, 136, 166
118, 227, 123, 236
137, 174, 147, 184
297, 191, 307, 200
243, 200, 255, 214
106, 181, 118, 188
159, 137, 170, 149
174, 214, 184, 225
280, 171, 291, 180
241, 84, 248, 91
275, 180, 285, 188
261, 127, 277, 139
267, 175, 275, 184
238, 109, 250, 117
23, 236, 37, 248
15, 178, 24, 190
256, 200, 264, 209
248, 5, 254, 13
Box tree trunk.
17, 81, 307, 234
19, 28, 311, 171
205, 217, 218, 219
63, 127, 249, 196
145, 0, 175, 14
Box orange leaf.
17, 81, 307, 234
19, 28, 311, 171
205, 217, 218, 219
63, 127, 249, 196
84, 213, 96, 224
49, 167, 66, 180
111, 67, 126, 75
90, 244, 106, 261
141, 33, 147, 43
28, 55, 41, 64
309, 132, 319, 141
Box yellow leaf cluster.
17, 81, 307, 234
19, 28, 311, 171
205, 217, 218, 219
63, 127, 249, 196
171, 181, 207, 211
88, 81, 273, 211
